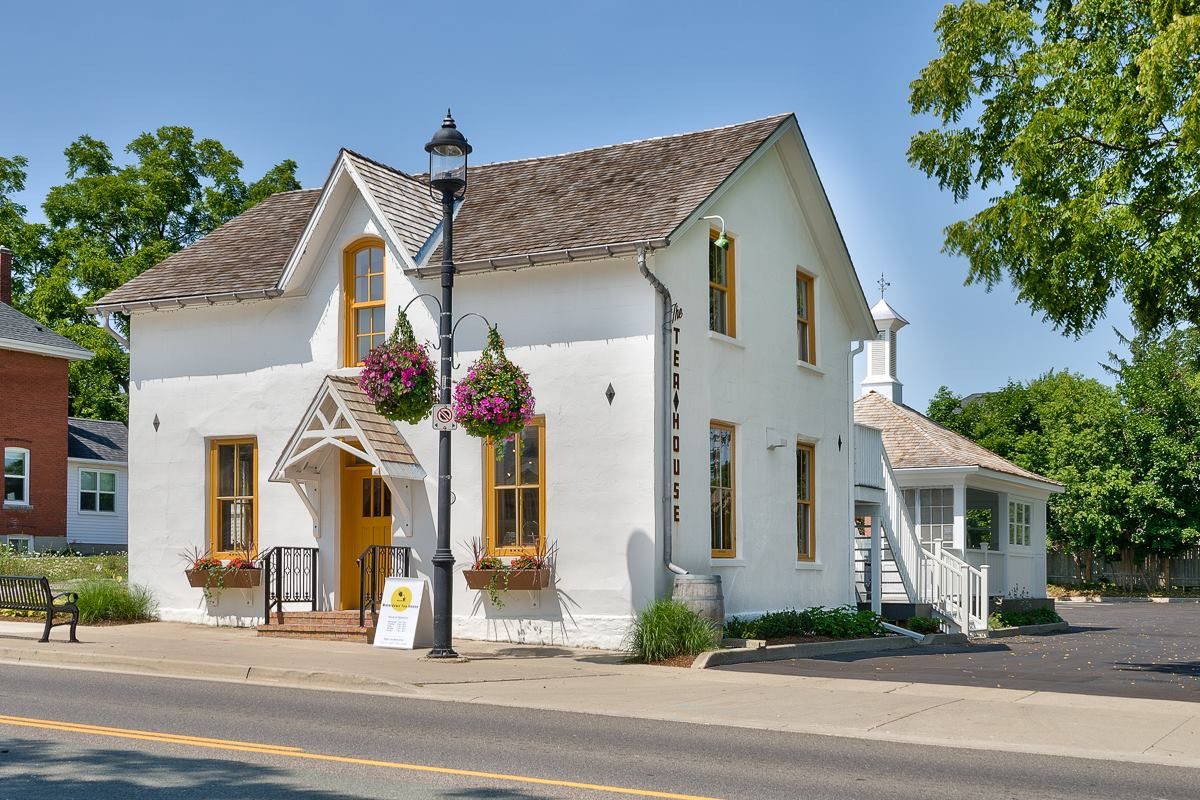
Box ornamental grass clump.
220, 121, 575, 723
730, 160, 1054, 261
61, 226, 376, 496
453, 326, 535, 444
626, 599, 720, 663
358, 309, 437, 425
75, 579, 158, 624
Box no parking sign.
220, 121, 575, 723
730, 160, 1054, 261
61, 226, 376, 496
431, 404, 457, 431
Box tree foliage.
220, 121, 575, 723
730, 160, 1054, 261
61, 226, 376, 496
1, 128, 300, 421
910, 0, 1200, 336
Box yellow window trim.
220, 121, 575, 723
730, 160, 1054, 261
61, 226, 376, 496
710, 419, 737, 559
343, 237, 387, 368
708, 229, 736, 338
483, 417, 547, 556
796, 270, 816, 365
797, 441, 816, 561
208, 437, 258, 558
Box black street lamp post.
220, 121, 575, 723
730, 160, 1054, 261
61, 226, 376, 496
425, 111, 471, 659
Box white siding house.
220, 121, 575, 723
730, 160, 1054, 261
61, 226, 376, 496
91, 114, 882, 647
66, 418, 128, 552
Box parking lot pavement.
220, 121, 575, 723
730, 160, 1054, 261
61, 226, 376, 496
716, 603, 1200, 701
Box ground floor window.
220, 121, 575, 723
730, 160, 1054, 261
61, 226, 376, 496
485, 418, 545, 555
4, 448, 29, 505
903, 487, 954, 547
209, 438, 257, 556
796, 442, 815, 560
1008, 500, 1032, 546
710, 421, 736, 558
4, 535, 32, 553
79, 469, 117, 513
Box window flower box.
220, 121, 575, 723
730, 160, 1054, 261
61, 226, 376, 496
185, 568, 261, 589
463, 568, 551, 592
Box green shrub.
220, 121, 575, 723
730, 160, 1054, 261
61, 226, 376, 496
724, 606, 884, 640
988, 606, 1062, 629
626, 600, 720, 663
904, 616, 942, 635
74, 579, 158, 624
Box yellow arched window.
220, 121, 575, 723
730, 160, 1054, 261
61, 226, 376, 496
344, 240, 386, 366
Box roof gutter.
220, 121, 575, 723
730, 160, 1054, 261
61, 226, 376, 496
87, 288, 284, 316
416, 238, 670, 277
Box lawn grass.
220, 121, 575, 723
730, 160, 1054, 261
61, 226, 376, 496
0, 548, 127, 583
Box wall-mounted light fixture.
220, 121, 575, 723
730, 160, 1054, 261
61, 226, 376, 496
703, 215, 729, 250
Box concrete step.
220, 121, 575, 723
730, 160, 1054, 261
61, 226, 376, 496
256, 622, 374, 643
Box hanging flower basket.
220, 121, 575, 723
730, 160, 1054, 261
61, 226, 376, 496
358, 308, 437, 424
452, 326, 535, 443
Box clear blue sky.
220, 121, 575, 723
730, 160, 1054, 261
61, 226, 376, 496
2, 0, 1128, 409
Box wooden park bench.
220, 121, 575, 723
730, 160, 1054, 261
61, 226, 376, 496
0, 575, 79, 642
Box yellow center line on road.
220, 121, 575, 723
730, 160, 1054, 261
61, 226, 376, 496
0, 713, 725, 800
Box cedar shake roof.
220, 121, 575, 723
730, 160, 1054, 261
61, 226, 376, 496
96, 189, 321, 307
341, 150, 442, 255
432, 113, 792, 266
326, 375, 419, 467
854, 391, 1059, 487
67, 418, 128, 462
94, 115, 793, 307
0, 302, 92, 358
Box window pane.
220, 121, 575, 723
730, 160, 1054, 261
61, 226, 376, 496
797, 448, 810, 501
355, 276, 368, 302
355, 249, 369, 276
382, 483, 392, 517
370, 275, 384, 302
496, 489, 517, 548
719, 490, 733, 551
711, 488, 723, 550
4, 476, 23, 502
218, 445, 235, 496
798, 503, 810, 556
357, 336, 370, 363
495, 438, 517, 486
4, 450, 25, 476
371, 305, 385, 334
81, 470, 97, 491
797, 277, 809, 319
370, 246, 382, 272
99, 472, 116, 492
798, 322, 809, 361
80, 492, 97, 511
709, 245, 726, 285
362, 478, 372, 517
357, 307, 371, 334
709, 287, 726, 333
237, 444, 253, 497
520, 487, 540, 548
98, 493, 115, 513
519, 427, 539, 485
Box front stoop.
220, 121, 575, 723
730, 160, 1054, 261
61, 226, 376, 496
256, 611, 374, 643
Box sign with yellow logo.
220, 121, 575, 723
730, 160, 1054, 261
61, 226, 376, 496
373, 577, 432, 650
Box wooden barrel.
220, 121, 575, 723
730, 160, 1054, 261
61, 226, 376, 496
671, 574, 724, 625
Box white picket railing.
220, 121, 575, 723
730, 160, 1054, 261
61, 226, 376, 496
873, 445, 990, 635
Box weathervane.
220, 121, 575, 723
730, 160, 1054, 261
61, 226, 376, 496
877, 273, 890, 300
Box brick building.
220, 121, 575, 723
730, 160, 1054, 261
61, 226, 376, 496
0, 246, 93, 550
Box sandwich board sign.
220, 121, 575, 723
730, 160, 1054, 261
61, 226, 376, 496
373, 577, 434, 649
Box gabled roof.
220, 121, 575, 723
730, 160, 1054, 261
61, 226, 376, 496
0, 302, 92, 360
92, 115, 795, 310
67, 418, 128, 462
854, 390, 1060, 488
94, 189, 321, 309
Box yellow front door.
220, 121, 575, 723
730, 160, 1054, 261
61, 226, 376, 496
340, 454, 393, 610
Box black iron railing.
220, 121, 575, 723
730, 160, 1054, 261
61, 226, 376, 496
260, 546, 319, 624
357, 545, 411, 628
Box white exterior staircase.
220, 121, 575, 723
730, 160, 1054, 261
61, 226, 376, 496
855, 424, 989, 636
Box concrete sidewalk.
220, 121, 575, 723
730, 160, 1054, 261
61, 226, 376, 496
3, 620, 1200, 769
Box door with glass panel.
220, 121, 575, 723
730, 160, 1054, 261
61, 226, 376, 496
339, 452, 392, 609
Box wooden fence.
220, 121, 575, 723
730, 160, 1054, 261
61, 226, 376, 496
1047, 549, 1200, 589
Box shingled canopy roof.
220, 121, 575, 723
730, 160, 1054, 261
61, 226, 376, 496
854, 391, 1060, 487
93, 115, 792, 309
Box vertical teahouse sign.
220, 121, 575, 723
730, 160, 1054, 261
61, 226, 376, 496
670, 305, 683, 525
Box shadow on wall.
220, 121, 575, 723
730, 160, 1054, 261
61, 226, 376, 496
626, 528, 654, 612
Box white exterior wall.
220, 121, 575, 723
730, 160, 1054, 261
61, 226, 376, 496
653, 147, 857, 616
65, 459, 128, 547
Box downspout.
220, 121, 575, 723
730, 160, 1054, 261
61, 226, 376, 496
638, 246, 687, 576
97, 311, 129, 349
848, 340, 865, 603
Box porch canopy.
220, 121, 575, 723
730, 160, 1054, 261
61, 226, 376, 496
270, 374, 425, 525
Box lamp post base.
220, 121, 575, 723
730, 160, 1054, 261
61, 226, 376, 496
425, 646, 461, 659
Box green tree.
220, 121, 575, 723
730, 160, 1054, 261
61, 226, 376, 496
17, 127, 300, 421
909, 1, 1200, 336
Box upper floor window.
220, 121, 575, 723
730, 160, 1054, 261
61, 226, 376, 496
796, 271, 815, 364
485, 418, 545, 555
1008, 501, 1031, 547
209, 438, 257, 556
80, 469, 117, 513
708, 230, 735, 337
4, 448, 29, 506
344, 241, 386, 366
710, 421, 736, 558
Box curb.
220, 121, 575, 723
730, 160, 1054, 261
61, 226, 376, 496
986, 621, 1070, 638
1056, 596, 1200, 604
692, 635, 915, 669
0, 646, 425, 697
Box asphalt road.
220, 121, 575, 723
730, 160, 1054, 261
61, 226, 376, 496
719, 602, 1200, 700
1, 666, 1198, 800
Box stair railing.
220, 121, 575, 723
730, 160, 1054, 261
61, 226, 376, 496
259, 546, 319, 625
357, 545, 412, 628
